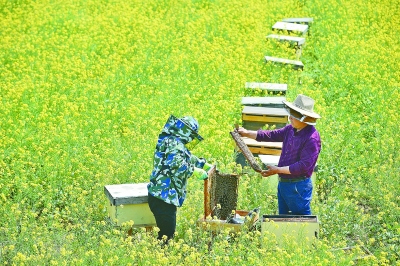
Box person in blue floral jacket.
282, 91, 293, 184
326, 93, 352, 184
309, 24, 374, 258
147, 115, 211, 242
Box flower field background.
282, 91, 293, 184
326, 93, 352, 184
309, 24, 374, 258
1, 0, 399, 265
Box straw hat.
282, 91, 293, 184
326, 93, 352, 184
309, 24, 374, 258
283, 94, 321, 119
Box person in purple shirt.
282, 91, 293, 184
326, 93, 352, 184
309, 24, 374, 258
237, 94, 321, 215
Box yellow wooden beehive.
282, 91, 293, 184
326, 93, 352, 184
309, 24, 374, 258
261, 215, 319, 248
242, 106, 288, 130
104, 183, 156, 227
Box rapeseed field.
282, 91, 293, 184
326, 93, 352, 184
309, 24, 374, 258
1, 0, 399, 265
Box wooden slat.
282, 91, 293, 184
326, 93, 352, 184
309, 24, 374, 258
245, 82, 287, 92
241, 138, 282, 155
272, 21, 308, 35
266, 34, 305, 46
242, 137, 283, 149
247, 147, 282, 155
242, 106, 288, 116
265, 56, 304, 70
241, 96, 286, 106
258, 154, 280, 166
242, 106, 288, 123
282, 17, 313, 25
242, 114, 288, 123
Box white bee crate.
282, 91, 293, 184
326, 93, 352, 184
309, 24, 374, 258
104, 183, 156, 227
261, 215, 319, 248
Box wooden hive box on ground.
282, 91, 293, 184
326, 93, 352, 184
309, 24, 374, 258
197, 167, 258, 233
261, 215, 319, 248
242, 106, 288, 130
104, 183, 156, 227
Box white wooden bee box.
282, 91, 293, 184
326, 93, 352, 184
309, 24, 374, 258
104, 183, 156, 227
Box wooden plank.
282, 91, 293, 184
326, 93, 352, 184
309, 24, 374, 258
242, 106, 288, 123
258, 154, 280, 166
282, 17, 313, 25
241, 96, 286, 106
245, 82, 287, 92
265, 56, 304, 70
242, 137, 283, 149
242, 114, 288, 123
242, 121, 287, 131
266, 34, 305, 46
242, 106, 288, 116
272, 21, 308, 35
241, 138, 283, 156
247, 146, 282, 155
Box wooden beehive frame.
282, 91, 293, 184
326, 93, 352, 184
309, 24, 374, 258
203, 166, 239, 220
230, 130, 263, 173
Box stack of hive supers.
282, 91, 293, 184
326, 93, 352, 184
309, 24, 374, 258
237, 17, 315, 170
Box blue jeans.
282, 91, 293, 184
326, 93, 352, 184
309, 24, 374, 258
277, 178, 312, 215
148, 193, 177, 241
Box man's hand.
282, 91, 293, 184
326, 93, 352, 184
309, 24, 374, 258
236, 127, 248, 136
236, 127, 257, 139
260, 165, 280, 177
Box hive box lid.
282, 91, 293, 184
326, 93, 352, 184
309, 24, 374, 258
104, 183, 149, 206
245, 82, 288, 92
272, 22, 309, 34
263, 214, 318, 222
241, 96, 286, 106
258, 154, 280, 166
281, 17, 313, 24
242, 137, 283, 149
242, 106, 288, 116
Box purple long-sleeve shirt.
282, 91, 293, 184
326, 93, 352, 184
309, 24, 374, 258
256, 125, 321, 179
